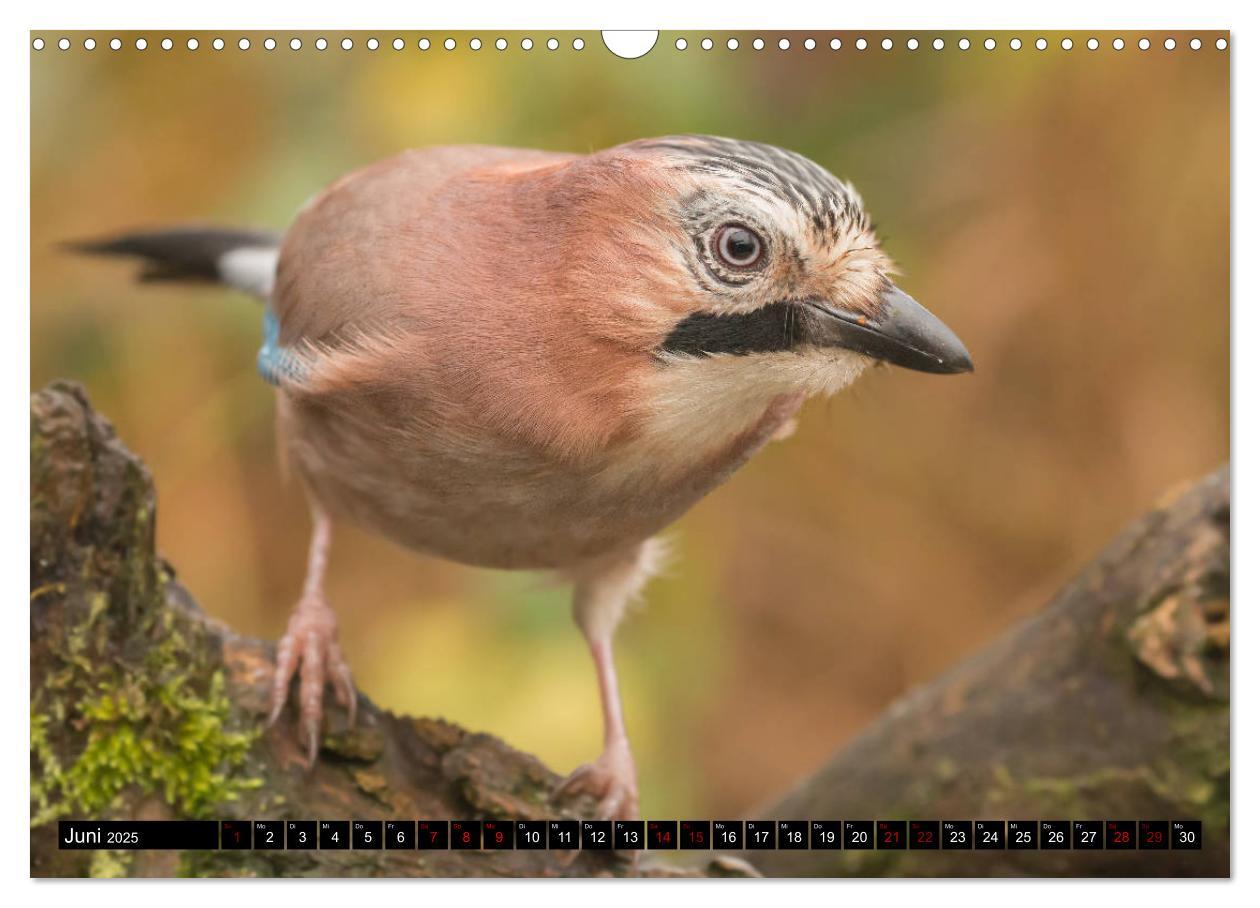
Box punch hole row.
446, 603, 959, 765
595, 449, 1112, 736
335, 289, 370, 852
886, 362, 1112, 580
31, 35, 589, 52
674, 35, 1227, 52
32, 34, 1229, 54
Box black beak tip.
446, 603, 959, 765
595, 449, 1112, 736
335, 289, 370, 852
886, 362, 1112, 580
876, 284, 974, 376
938, 345, 975, 375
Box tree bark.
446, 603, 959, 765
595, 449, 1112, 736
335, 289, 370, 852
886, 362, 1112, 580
30, 381, 1228, 878
740, 466, 1229, 877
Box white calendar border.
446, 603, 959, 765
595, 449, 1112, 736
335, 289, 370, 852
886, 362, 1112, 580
5, 0, 1249, 904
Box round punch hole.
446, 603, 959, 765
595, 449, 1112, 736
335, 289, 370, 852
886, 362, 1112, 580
58, 37, 70, 50
186, 38, 198, 50
341, 38, 352, 50
984, 37, 996, 50
495, 38, 507, 50
1087, 38, 1099, 50
804, 37, 815, 50
393, 38, 404, 50
701, 37, 713, 50
137, 37, 148, 50
1010, 38, 1022, 50
1217, 38, 1227, 50
418, 38, 430, 50
1138, 38, 1150, 50
161, 38, 173, 51
445, 38, 456, 50
237, 38, 249, 50
958, 37, 970, 50
907, 38, 919, 50
366, 38, 379, 50
855, 37, 867, 50
212, 38, 223, 50
572, 37, 583, 50
728, 38, 740, 50
1062, 38, 1073, 50
831, 38, 842, 50
32, 37, 44, 50
112, 38, 123, 50
85, 38, 97, 50
779, 38, 790, 50
290, 38, 301, 51
263, 38, 276, 51
1036, 37, 1047, 50
547, 37, 558, 50
521, 38, 533, 50
753, 37, 764, 50
470, 37, 482, 51
675, 38, 687, 50
1113, 38, 1124, 50
1164, 37, 1176, 50
933, 38, 944, 50
881, 37, 892, 50
1190, 38, 1202, 50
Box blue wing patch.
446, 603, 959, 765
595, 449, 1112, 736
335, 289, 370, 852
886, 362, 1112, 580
256, 308, 308, 386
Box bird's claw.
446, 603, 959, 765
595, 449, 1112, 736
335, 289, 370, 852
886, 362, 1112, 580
553, 742, 640, 820
267, 595, 355, 767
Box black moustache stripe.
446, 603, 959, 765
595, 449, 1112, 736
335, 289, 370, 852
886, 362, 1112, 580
659, 302, 808, 357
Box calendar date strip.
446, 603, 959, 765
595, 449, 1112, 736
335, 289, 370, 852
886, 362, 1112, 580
58, 819, 1203, 851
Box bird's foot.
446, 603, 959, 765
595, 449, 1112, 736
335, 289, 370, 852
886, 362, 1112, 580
553, 739, 640, 819
267, 594, 355, 767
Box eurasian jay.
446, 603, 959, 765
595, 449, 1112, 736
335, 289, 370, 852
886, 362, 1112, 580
77, 135, 972, 819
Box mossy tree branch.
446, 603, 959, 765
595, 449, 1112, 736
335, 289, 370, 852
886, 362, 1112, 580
30, 381, 751, 879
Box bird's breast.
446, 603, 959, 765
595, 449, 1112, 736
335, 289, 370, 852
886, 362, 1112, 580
276, 381, 800, 571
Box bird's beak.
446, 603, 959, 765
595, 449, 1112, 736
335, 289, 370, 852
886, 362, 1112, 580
803, 283, 974, 374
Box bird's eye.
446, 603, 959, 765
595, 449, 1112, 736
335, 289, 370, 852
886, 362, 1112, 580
713, 223, 766, 270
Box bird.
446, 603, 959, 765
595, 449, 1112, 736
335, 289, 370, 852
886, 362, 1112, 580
73, 135, 973, 820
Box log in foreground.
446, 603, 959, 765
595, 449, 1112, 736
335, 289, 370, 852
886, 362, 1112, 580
737, 466, 1229, 877
30, 380, 1228, 877
30, 381, 752, 879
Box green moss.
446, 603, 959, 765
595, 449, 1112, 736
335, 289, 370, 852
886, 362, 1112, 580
1007, 767, 1142, 818
982, 726, 1229, 835
30, 709, 63, 824
31, 591, 262, 828
88, 850, 132, 879
1164, 704, 1231, 834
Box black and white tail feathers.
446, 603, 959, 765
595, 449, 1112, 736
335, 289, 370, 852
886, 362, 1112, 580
70, 227, 281, 300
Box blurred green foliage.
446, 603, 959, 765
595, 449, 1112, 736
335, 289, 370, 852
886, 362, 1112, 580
31, 32, 1228, 817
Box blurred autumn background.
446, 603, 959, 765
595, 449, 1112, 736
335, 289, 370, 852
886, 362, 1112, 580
30, 31, 1228, 819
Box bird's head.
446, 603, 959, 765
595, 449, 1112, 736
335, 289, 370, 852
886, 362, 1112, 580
542, 135, 972, 413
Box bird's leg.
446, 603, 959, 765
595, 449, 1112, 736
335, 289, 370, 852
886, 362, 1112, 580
267, 507, 356, 766
554, 540, 663, 820
573, 636, 638, 816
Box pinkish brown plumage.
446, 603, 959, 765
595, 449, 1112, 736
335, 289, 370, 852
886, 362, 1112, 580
76, 135, 972, 818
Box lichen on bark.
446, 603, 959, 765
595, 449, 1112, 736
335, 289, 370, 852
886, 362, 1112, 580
31, 382, 263, 827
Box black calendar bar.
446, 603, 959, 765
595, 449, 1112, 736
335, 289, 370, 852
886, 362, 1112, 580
55, 819, 1205, 850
